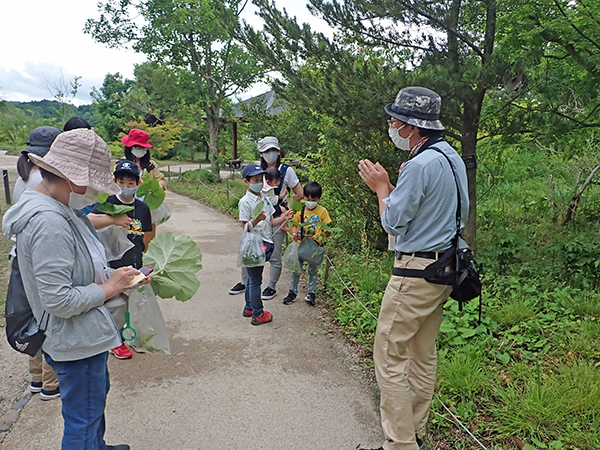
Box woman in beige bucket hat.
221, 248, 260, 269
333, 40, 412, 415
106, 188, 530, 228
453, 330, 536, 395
3, 128, 137, 450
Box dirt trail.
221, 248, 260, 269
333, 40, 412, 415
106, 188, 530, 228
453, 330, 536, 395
0, 190, 382, 450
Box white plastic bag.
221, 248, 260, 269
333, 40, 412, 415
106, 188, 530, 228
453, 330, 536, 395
96, 225, 134, 262
282, 241, 302, 273
237, 228, 266, 267
151, 203, 172, 225
127, 284, 171, 355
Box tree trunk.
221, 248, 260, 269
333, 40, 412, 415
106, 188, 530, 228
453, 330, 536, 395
461, 94, 484, 253
206, 115, 221, 182
563, 163, 600, 225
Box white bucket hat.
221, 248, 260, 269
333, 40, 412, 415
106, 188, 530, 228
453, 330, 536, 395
29, 129, 121, 195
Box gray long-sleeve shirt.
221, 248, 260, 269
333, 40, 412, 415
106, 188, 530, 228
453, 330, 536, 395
381, 140, 469, 253
2, 190, 121, 361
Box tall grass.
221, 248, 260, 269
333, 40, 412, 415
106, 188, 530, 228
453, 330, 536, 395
169, 145, 600, 449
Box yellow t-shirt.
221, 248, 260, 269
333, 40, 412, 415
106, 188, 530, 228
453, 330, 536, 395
293, 205, 332, 245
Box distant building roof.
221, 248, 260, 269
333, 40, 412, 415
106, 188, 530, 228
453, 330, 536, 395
232, 90, 286, 119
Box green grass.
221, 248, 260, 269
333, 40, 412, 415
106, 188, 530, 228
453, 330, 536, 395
168, 172, 247, 218
169, 154, 600, 449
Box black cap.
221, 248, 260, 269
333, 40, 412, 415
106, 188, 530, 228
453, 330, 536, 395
22, 126, 62, 158
113, 159, 140, 179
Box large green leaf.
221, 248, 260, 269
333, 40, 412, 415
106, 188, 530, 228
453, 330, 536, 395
137, 179, 166, 210
143, 232, 202, 301
96, 192, 109, 204
252, 200, 265, 219
96, 203, 135, 216
289, 198, 303, 212
150, 274, 181, 299
315, 221, 342, 233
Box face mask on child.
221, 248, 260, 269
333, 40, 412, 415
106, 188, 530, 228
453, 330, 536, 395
120, 186, 138, 198
249, 182, 263, 193
305, 200, 319, 210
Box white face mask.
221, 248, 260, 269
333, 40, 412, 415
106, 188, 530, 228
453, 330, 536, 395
388, 125, 412, 151
68, 184, 99, 210
131, 148, 148, 159
262, 150, 279, 165
305, 200, 319, 210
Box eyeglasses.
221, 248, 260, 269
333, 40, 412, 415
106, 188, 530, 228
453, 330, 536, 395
387, 118, 403, 127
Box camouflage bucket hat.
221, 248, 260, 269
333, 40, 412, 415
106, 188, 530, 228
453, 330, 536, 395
384, 86, 444, 131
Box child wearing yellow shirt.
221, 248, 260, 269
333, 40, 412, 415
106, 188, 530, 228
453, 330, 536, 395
282, 182, 331, 306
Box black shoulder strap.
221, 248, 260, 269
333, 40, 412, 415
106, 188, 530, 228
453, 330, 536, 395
300, 205, 306, 240
275, 164, 289, 196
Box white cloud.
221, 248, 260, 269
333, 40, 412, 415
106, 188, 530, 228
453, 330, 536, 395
1, 0, 331, 105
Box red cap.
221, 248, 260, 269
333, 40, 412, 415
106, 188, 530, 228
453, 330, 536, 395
121, 129, 153, 148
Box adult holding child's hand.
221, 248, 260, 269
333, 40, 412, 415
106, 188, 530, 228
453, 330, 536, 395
3, 128, 133, 450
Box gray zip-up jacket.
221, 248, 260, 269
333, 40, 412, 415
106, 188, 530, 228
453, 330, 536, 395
2, 189, 121, 361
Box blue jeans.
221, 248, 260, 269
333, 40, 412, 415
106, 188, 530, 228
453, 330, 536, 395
45, 352, 110, 450
245, 265, 265, 316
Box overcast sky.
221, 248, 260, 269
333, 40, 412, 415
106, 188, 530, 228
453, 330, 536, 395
0, 0, 330, 106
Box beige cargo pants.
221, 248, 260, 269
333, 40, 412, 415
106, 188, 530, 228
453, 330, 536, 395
374, 255, 452, 450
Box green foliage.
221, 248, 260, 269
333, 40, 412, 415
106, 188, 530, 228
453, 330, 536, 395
143, 232, 202, 301
168, 176, 246, 217
90, 72, 136, 141
137, 178, 166, 210
96, 203, 134, 215
119, 120, 181, 160
86, 0, 265, 179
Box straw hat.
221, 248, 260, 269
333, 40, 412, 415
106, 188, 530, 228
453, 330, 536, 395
29, 129, 120, 195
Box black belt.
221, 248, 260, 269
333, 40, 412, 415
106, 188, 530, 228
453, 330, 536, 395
396, 251, 440, 260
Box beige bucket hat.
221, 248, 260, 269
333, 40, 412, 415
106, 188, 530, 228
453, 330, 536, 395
29, 128, 120, 195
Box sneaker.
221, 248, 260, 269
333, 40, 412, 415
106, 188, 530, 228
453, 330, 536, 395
229, 282, 245, 295
29, 381, 43, 394
305, 292, 316, 306
282, 290, 297, 305
251, 311, 273, 326
106, 446, 130, 450
357, 447, 383, 450
40, 388, 60, 401
109, 343, 132, 359
242, 308, 253, 317
261, 287, 277, 300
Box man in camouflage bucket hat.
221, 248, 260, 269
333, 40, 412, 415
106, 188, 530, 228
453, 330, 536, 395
357, 87, 469, 450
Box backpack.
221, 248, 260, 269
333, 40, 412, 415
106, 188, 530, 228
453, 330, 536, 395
392, 147, 482, 321
5, 253, 49, 356
274, 164, 290, 198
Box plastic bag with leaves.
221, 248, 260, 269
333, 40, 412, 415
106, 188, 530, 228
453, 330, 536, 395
282, 241, 302, 273
96, 225, 135, 262
151, 202, 172, 225
237, 227, 266, 267
127, 284, 170, 355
